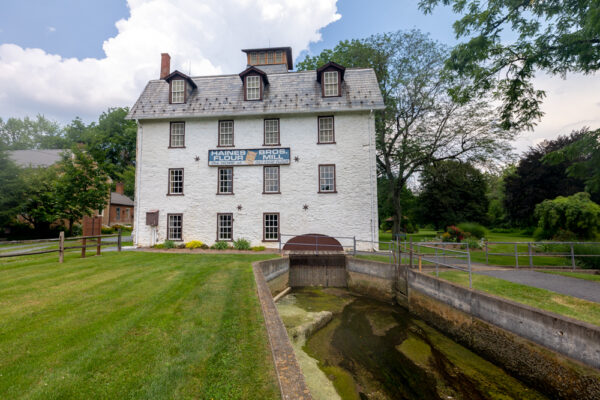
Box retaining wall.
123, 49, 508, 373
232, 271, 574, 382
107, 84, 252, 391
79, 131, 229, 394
259, 257, 289, 296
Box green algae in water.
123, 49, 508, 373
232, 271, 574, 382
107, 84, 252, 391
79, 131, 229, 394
289, 288, 548, 400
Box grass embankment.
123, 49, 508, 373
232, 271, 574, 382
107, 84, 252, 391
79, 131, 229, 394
538, 270, 600, 282
0, 252, 280, 399
433, 271, 600, 326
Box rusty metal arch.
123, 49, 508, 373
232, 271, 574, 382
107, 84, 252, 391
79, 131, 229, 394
282, 233, 343, 252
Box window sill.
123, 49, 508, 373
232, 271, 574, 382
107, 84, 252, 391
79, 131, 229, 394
318, 191, 337, 194
263, 239, 279, 242
216, 192, 235, 195
168, 146, 186, 149
262, 143, 281, 147
168, 238, 184, 241
322, 94, 342, 98
317, 142, 336, 145
263, 191, 281, 195
217, 145, 235, 148
216, 239, 233, 242
167, 193, 184, 196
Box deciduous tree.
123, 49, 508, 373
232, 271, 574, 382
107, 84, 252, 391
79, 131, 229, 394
419, 0, 600, 130
298, 30, 515, 235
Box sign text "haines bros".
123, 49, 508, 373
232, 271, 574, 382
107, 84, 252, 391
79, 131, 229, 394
208, 148, 291, 166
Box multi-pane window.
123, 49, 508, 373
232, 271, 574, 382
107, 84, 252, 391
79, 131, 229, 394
264, 119, 280, 145
171, 80, 185, 103
319, 164, 336, 192
219, 120, 234, 146
318, 116, 335, 143
275, 51, 283, 64
218, 167, 233, 194
168, 214, 182, 240
267, 51, 274, 64
246, 75, 261, 100
116, 207, 121, 221
170, 122, 185, 147
250, 52, 258, 64
218, 214, 233, 241
126, 209, 130, 220
264, 166, 280, 193
169, 168, 184, 194
323, 71, 339, 96
264, 213, 279, 241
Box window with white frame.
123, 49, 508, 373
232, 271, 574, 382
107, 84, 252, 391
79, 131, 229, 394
264, 166, 280, 193
318, 116, 335, 143
218, 214, 233, 241
168, 214, 182, 240
219, 120, 234, 146
264, 213, 279, 241
170, 122, 185, 147
116, 207, 121, 221
169, 168, 184, 194
218, 167, 233, 194
264, 119, 280, 145
246, 75, 261, 100
171, 80, 185, 103
323, 71, 339, 96
319, 164, 336, 192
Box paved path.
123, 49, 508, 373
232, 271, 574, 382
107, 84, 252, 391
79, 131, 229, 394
475, 270, 600, 303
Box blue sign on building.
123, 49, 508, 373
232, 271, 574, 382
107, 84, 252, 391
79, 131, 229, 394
208, 148, 291, 166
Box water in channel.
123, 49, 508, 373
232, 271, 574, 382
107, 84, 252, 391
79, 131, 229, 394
276, 287, 547, 400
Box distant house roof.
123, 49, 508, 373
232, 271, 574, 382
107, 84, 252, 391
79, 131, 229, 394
111, 192, 134, 206
8, 149, 69, 167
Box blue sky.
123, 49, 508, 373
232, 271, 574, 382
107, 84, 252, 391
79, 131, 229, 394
0, 0, 598, 153
0, 0, 458, 61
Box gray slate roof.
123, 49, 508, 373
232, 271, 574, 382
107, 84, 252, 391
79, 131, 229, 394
111, 192, 134, 206
127, 68, 385, 120
8, 149, 69, 167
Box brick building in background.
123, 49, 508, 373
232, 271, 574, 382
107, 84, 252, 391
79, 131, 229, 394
101, 182, 134, 226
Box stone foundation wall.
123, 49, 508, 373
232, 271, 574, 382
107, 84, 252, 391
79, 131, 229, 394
259, 257, 289, 296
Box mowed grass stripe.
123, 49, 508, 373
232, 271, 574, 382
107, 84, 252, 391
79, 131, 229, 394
0, 252, 280, 400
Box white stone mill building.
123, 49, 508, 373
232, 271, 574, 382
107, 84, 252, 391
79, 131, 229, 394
127, 46, 384, 249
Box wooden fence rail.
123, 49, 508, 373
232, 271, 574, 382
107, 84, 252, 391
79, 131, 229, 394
0, 230, 123, 262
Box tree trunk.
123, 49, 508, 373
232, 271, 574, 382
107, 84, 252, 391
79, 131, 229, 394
68, 218, 75, 237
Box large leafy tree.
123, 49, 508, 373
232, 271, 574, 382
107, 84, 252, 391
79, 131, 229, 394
298, 30, 515, 234
503, 130, 596, 226
55, 149, 111, 235
544, 128, 600, 195
86, 107, 137, 177
0, 115, 69, 149
419, 0, 600, 130
418, 161, 489, 230
17, 167, 62, 234
0, 145, 23, 228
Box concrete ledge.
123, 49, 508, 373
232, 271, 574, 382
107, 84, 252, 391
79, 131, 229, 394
253, 260, 311, 400
408, 269, 600, 399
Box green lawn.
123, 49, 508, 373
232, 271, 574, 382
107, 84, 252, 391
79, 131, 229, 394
0, 252, 280, 399
538, 270, 600, 282
433, 271, 600, 326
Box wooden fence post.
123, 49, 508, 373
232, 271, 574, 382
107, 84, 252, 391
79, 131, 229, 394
97, 236, 101, 256
59, 232, 64, 263
81, 238, 86, 258
118, 229, 122, 252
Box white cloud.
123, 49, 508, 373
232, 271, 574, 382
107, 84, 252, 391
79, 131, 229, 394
0, 0, 340, 122
514, 72, 600, 154
48, 26, 56, 32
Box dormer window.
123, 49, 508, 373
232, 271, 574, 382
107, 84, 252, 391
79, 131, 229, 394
317, 61, 345, 98
323, 71, 339, 96
246, 76, 261, 100
171, 80, 185, 103
239, 66, 268, 101
163, 70, 197, 104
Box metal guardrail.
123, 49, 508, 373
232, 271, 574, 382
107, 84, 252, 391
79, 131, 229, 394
483, 241, 600, 269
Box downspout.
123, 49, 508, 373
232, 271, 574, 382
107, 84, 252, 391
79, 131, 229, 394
368, 109, 377, 250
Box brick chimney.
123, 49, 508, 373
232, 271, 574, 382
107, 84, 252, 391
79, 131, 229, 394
115, 182, 124, 195
160, 53, 171, 79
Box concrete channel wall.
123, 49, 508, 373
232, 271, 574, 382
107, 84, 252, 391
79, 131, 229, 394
258, 256, 600, 399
